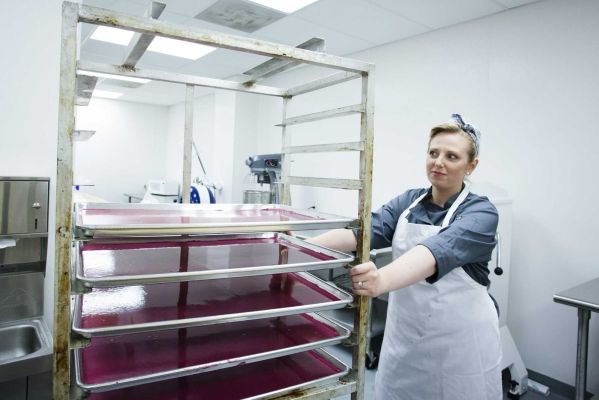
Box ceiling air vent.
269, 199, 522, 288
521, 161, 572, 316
195, 0, 285, 33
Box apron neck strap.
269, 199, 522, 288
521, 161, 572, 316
399, 191, 429, 220
441, 181, 471, 227
399, 181, 472, 227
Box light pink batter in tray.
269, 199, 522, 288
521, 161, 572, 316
78, 207, 321, 226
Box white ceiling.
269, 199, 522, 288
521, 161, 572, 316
80, 0, 544, 105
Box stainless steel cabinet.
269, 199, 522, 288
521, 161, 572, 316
0, 178, 49, 236
0, 373, 51, 400
0, 377, 26, 400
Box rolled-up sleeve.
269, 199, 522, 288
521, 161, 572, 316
420, 199, 498, 283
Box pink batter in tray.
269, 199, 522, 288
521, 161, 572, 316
87, 349, 347, 400
79, 206, 317, 225
76, 313, 349, 391
73, 272, 353, 337
73, 203, 352, 237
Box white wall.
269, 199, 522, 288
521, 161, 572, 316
256, 0, 599, 394
75, 99, 168, 201
164, 90, 263, 204
165, 91, 238, 202
0, 0, 63, 329
165, 92, 215, 189
211, 91, 236, 202
231, 92, 261, 203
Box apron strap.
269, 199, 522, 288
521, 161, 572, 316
399, 191, 429, 221
441, 180, 471, 227
400, 181, 472, 227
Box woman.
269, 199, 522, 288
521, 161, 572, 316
309, 114, 502, 399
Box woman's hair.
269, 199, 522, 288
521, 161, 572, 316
429, 123, 478, 162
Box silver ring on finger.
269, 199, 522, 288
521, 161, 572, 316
358, 281, 363, 289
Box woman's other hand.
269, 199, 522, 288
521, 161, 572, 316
349, 261, 384, 297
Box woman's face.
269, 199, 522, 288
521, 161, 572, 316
426, 132, 478, 193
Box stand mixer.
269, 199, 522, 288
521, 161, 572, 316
243, 154, 281, 204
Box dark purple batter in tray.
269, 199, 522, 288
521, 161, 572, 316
76, 273, 343, 330
79, 314, 341, 386
80, 237, 334, 278
78, 207, 321, 226
88, 350, 344, 400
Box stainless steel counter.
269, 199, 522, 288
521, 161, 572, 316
554, 276, 599, 400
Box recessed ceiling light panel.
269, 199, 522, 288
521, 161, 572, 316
147, 37, 216, 60
99, 79, 146, 89
246, 0, 319, 14
93, 90, 123, 99
90, 26, 134, 46
195, 0, 286, 33
79, 71, 150, 84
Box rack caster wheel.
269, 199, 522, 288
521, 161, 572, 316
366, 353, 379, 370
507, 379, 521, 399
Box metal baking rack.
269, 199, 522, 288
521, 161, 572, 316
55, 2, 374, 399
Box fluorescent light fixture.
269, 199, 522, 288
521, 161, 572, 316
80, 71, 150, 84
246, 0, 318, 13
93, 90, 123, 99
147, 36, 216, 60
90, 26, 134, 46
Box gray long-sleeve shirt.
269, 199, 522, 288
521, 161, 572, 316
369, 187, 498, 286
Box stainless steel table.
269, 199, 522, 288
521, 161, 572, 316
123, 193, 144, 203
553, 277, 599, 400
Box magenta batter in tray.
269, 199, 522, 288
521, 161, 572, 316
87, 350, 346, 400
78, 313, 347, 389
79, 236, 337, 279
73, 272, 352, 336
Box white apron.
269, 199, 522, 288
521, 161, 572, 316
374, 183, 502, 400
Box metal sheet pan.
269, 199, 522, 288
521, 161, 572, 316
75, 313, 350, 392
72, 272, 353, 337
73, 203, 353, 238
85, 348, 348, 400
74, 233, 354, 288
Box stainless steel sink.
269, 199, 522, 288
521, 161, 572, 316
0, 319, 52, 383
0, 325, 42, 361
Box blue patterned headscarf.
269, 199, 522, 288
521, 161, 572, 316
450, 113, 481, 157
